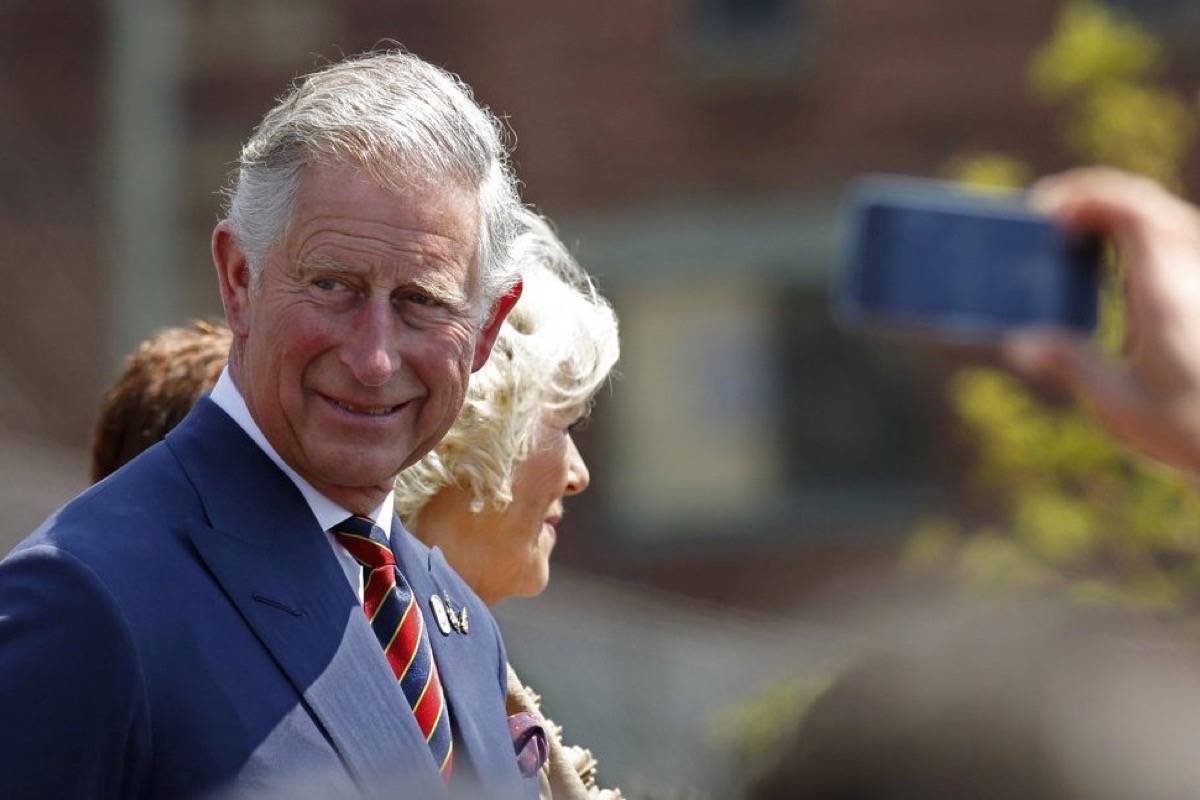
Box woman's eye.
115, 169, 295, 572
567, 417, 589, 434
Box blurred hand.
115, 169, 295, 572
1003, 167, 1200, 472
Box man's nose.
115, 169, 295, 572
341, 301, 398, 386
564, 435, 590, 496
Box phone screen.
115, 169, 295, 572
838, 178, 1101, 339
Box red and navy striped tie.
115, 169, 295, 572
333, 515, 454, 780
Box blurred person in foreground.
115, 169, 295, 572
394, 211, 622, 800
91, 320, 231, 483
0, 51, 535, 799
1004, 167, 1200, 473
746, 596, 1200, 800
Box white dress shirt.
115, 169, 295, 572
209, 367, 395, 602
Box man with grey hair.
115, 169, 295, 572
0, 51, 533, 799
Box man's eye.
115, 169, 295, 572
313, 277, 346, 292
402, 292, 436, 307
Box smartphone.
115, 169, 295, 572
835, 175, 1102, 340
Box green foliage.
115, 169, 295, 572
1029, 1, 1160, 98
939, 153, 1033, 190
919, 366, 1200, 610
906, 1, 1200, 614
1066, 82, 1195, 183
707, 672, 836, 785
1030, 1, 1194, 185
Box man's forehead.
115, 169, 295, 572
293, 165, 477, 238
292, 161, 480, 230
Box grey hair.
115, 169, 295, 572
394, 209, 620, 521
223, 49, 523, 308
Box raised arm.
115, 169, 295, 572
1004, 167, 1200, 472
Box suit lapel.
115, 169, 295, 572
168, 400, 446, 797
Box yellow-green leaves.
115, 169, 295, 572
1030, 1, 1161, 100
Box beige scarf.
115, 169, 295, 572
505, 663, 624, 800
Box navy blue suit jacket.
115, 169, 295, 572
0, 399, 532, 799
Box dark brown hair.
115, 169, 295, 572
90, 320, 231, 482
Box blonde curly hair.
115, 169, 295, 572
393, 210, 619, 522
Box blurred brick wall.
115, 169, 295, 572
0, 0, 1119, 452
345, 0, 1069, 214
3, 1, 1197, 584
0, 1, 108, 448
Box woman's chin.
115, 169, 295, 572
523, 562, 552, 600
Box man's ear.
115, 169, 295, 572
212, 221, 254, 337
472, 279, 523, 371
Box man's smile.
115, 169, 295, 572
316, 392, 409, 418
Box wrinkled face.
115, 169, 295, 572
218, 162, 499, 511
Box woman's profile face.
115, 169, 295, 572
427, 404, 591, 605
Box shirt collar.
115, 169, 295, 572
208, 367, 394, 537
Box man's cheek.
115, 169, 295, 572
278, 317, 341, 363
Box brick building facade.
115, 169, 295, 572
2, 0, 1197, 598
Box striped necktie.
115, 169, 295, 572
332, 515, 454, 780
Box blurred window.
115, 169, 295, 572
676, 0, 814, 89
560, 199, 945, 550
1101, 0, 1194, 20
1099, 0, 1200, 49
605, 274, 940, 545
693, 0, 796, 39
774, 287, 936, 492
